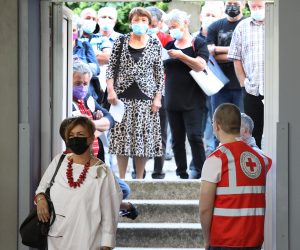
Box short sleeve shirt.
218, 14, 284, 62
201, 155, 222, 183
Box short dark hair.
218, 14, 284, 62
64, 116, 95, 142
214, 103, 241, 134
59, 117, 76, 142
128, 7, 152, 24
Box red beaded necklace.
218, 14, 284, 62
66, 158, 90, 188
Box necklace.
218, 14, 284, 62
66, 158, 90, 188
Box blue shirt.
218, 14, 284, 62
73, 40, 100, 75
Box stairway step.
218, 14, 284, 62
120, 200, 199, 223
126, 180, 201, 200
117, 223, 203, 248
116, 248, 205, 250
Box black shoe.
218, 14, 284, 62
131, 170, 146, 179
176, 172, 189, 179
120, 202, 139, 220
131, 171, 136, 179
151, 172, 165, 179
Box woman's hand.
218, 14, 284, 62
168, 49, 184, 60
151, 94, 161, 113
36, 195, 50, 223
107, 89, 118, 105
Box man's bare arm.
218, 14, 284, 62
208, 44, 230, 63
233, 59, 246, 87
199, 181, 217, 249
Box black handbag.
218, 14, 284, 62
19, 154, 66, 249
102, 35, 125, 110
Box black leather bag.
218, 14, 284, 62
19, 154, 65, 249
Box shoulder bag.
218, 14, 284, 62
19, 154, 66, 249
190, 38, 230, 96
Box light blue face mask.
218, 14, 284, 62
169, 28, 184, 40
131, 23, 148, 35
82, 19, 96, 34
147, 27, 159, 36
251, 9, 265, 21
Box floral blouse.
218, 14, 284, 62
106, 34, 164, 99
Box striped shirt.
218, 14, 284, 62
228, 17, 265, 96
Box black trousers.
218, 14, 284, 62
209, 247, 261, 250
243, 91, 264, 149
167, 107, 206, 175
153, 98, 168, 173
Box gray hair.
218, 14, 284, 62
241, 113, 254, 134
164, 9, 190, 26
200, 1, 225, 18
145, 6, 163, 21
98, 6, 118, 20
73, 62, 92, 79
80, 8, 97, 19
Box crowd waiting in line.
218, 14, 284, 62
32, 1, 272, 249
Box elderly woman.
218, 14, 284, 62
164, 9, 209, 179
106, 7, 164, 179
72, 62, 114, 159
35, 116, 122, 249
72, 62, 132, 203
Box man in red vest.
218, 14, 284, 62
199, 103, 271, 250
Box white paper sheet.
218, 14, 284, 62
109, 99, 125, 123
162, 48, 170, 61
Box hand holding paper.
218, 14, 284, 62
109, 99, 125, 123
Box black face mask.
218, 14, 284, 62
225, 5, 241, 18
67, 137, 90, 155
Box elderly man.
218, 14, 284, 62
228, 0, 266, 148
96, 6, 121, 66
240, 112, 264, 155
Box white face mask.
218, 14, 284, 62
251, 9, 265, 21
82, 19, 97, 34
202, 16, 217, 29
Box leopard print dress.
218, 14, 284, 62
106, 34, 164, 157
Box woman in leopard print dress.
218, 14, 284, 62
106, 7, 164, 179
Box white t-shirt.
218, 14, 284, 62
201, 155, 222, 183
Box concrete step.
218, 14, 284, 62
126, 180, 201, 200
116, 248, 205, 250
120, 200, 199, 223
117, 223, 203, 248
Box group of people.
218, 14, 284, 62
32, 1, 272, 249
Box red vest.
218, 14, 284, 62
209, 141, 271, 247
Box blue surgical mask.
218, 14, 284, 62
82, 19, 96, 34
147, 27, 159, 36
251, 9, 265, 21
100, 18, 114, 32
169, 28, 183, 40
131, 23, 148, 35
